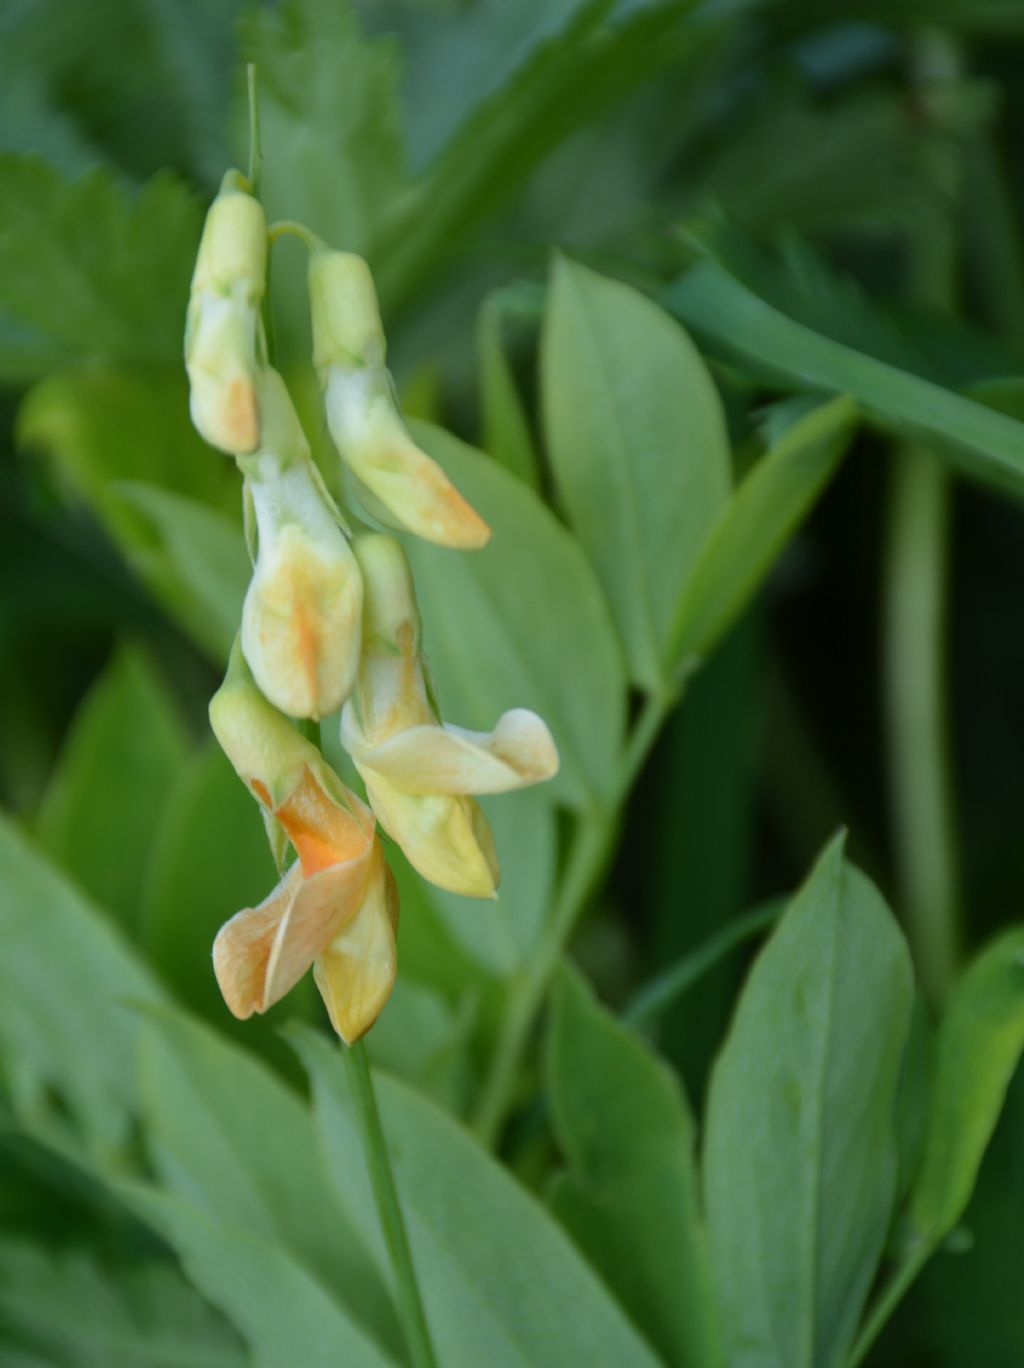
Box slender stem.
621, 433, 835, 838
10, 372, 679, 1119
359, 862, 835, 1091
343, 1042, 438, 1368
845, 1244, 931, 1368
884, 451, 959, 1006
246, 64, 262, 198
472, 692, 674, 1144
268, 219, 324, 251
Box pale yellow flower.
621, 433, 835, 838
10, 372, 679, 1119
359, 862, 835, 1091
309, 249, 491, 550
185, 173, 266, 455
238, 370, 362, 720
210, 643, 397, 1042
340, 534, 559, 897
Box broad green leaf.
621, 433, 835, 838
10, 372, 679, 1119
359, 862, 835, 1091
36, 645, 190, 934
125, 1186, 398, 1368
704, 835, 914, 1368
0, 156, 199, 375
406, 421, 626, 811
910, 929, 1024, 1241
0, 814, 165, 1161
477, 292, 541, 487
292, 1025, 662, 1368
138, 1007, 399, 1359
667, 259, 1024, 500
543, 256, 731, 689
427, 789, 556, 976
113, 483, 249, 663
366, 975, 475, 1114
546, 962, 719, 1368
0, 1239, 246, 1368
668, 396, 857, 668
140, 740, 277, 1016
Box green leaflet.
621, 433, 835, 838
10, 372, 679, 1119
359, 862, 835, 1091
405, 420, 627, 812
0, 814, 165, 1161
703, 835, 914, 1368
546, 962, 720, 1368
292, 1024, 662, 1368
137, 1007, 400, 1361
910, 929, 1024, 1242
0, 1238, 247, 1368
542, 256, 731, 690
667, 259, 1024, 501
36, 645, 190, 936
477, 291, 541, 488
668, 395, 858, 669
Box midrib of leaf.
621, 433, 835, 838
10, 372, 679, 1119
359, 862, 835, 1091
561, 277, 663, 686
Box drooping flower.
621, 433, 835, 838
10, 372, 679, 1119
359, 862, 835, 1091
238, 369, 363, 720
308, 248, 491, 550
185, 171, 266, 455
340, 534, 559, 897
210, 642, 397, 1041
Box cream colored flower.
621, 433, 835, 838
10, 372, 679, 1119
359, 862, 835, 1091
185, 173, 266, 455
309, 249, 490, 550
238, 370, 362, 720
340, 534, 558, 897
210, 643, 397, 1042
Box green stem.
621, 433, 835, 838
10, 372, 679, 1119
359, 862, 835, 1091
246, 64, 262, 199
845, 1244, 931, 1368
884, 450, 959, 1006
343, 1042, 438, 1368
471, 692, 673, 1145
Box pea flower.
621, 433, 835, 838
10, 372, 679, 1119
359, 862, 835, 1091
340, 534, 559, 897
238, 369, 363, 720
210, 642, 397, 1043
185, 171, 266, 455
308, 249, 491, 550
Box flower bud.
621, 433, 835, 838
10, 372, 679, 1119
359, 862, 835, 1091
185, 173, 266, 455
238, 371, 363, 720
309, 250, 491, 550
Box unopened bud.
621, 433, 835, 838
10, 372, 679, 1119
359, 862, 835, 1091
309, 249, 491, 550
185, 174, 266, 455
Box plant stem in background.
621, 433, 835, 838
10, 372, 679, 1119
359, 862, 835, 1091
884, 449, 959, 1006
344, 1042, 438, 1368
246, 63, 262, 197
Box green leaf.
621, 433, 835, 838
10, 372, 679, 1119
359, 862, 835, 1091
36, 645, 190, 934
292, 1024, 662, 1368
0, 156, 199, 376
405, 421, 627, 811
365, 975, 475, 1114
124, 1186, 398, 1368
703, 835, 914, 1368
426, 789, 556, 976
137, 1007, 399, 1359
477, 292, 541, 487
909, 929, 1024, 1242
546, 962, 719, 1368
667, 259, 1024, 501
113, 483, 249, 663
543, 256, 731, 689
668, 395, 857, 667
140, 740, 277, 1017
0, 1239, 246, 1368
0, 813, 165, 1161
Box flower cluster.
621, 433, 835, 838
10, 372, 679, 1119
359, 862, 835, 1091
185, 172, 559, 1042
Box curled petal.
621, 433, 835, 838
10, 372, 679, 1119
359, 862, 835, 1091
213, 842, 373, 1019
325, 368, 490, 550
360, 769, 499, 898
314, 840, 399, 1044
343, 706, 558, 796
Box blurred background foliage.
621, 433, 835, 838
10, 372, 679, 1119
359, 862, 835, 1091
3, 1, 1024, 1365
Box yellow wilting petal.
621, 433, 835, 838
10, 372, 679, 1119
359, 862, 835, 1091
341, 706, 558, 796
212, 862, 302, 1019
309, 249, 490, 550
361, 770, 499, 898
314, 838, 399, 1044
185, 174, 266, 455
